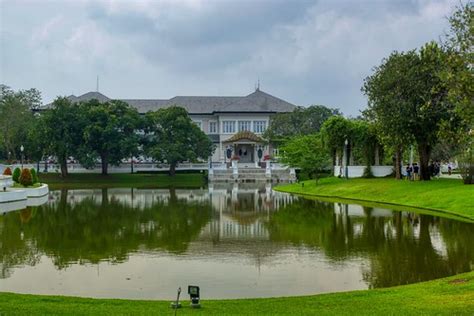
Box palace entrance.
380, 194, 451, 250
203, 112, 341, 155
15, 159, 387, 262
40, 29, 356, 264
223, 131, 265, 165
235, 144, 254, 163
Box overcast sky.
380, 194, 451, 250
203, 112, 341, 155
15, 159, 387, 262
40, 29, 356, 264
0, 0, 456, 115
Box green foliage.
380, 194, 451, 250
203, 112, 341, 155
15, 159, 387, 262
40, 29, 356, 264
320, 116, 352, 161
19, 168, 33, 187
363, 42, 463, 181
0, 86, 36, 161
279, 133, 331, 181
30, 168, 39, 184
264, 105, 340, 145
458, 132, 474, 184
362, 165, 375, 178
144, 106, 213, 176
78, 99, 142, 175
2, 167, 12, 176
12, 167, 20, 183
40, 97, 85, 177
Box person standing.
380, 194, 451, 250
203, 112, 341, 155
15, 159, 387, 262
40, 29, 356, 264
448, 162, 453, 176
413, 163, 419, 181
406, 164, 413, 181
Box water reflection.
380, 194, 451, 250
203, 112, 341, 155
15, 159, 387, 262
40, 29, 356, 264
0, 184, 473, 299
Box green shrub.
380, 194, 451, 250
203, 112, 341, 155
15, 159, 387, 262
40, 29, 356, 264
12, 167, 21, 183
19, 168, 33, 187
30, 168, 39, 184
2, 167, 12, 176
362, 165, 375, 178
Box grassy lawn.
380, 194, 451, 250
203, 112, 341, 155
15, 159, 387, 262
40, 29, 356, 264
0, 271, 473, 315
275, 177, 474, 221
39, 173, 207, 190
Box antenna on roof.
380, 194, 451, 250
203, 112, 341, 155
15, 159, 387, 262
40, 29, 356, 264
96, 75, 99, 92
257, 78, 260, 91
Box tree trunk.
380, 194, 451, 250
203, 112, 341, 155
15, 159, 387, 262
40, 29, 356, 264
374, 144, 380, 165
394, 146, 402, 180
418, 143, 431, 181
101, 153, 108, 175
169, 162, 177, 176
59, 155, 68, 177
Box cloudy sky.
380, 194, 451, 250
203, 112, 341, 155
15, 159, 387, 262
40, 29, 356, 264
0, 0, 456, 115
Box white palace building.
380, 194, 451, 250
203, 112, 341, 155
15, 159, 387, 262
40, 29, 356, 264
59, 88, 295, 162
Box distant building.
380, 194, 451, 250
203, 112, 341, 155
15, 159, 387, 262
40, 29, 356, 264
44, 88, 296, 163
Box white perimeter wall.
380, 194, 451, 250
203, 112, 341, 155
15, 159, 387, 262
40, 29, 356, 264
334, 165, 393, 178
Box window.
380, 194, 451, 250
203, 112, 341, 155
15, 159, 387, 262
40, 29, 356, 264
238, 120, 251, 132
253, 121, 267, 133
222, 121, 236, 133
209, 121, 218, 134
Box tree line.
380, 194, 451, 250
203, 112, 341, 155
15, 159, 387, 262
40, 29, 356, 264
270, 3, 473, 184
0, 91, 213, 176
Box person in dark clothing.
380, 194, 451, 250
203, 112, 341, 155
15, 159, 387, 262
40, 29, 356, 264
406, 164, 412, 181
429, 162, 435, 177
413, 163, 419, 180
434, 162, 440, 178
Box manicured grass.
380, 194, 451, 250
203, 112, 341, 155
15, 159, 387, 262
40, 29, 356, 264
0, 271, 473, 315
40, 173, 207, 190
275, 177, 474, 221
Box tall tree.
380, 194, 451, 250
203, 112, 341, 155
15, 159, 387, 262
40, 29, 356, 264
441, 2, 474, 184
320, 116, 354, 167
79, 99, 142, 175
279, 133, 331, 182
144, 106, 213, 176
264, 105, 340, 145
363, 43, 462, 180
40, 97, 85, 177
0, 86, 37, 161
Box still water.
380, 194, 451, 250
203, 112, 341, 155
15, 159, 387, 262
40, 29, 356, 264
1, 183, 473, 299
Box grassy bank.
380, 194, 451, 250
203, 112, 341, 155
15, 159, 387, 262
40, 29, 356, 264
40, 173, 206, 190
275, 177, 474, 221
1, 271, 473, 315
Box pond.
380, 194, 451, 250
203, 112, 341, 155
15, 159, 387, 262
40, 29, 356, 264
0, 183, 473, 299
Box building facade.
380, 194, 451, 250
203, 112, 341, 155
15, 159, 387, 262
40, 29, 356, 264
47, 88, 296, 163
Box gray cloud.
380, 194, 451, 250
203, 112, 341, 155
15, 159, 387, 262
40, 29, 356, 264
0, 0, 455, 115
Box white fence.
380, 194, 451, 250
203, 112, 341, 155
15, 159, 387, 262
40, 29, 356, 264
334, 165, 393, 178
0, 163, 209, 174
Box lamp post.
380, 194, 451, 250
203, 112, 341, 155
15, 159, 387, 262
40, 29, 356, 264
20, 145, 24, 169
344, 139, 348, 179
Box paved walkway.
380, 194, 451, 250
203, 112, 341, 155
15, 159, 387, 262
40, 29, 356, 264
439, 173, 463, 179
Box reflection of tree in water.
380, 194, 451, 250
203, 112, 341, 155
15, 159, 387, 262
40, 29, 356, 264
0, 188, 212, 275
0, 207, 42, 278
268, 200, 474, 288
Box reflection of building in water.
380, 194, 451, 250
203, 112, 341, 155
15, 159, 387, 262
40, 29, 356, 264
47, 184, 295, 243
203, 183, 295, 241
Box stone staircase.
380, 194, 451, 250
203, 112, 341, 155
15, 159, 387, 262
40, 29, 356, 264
209, 167, 296, 182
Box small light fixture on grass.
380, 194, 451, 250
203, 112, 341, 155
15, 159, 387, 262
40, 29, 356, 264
170, 287, 182, 309
188, 285, 201, 308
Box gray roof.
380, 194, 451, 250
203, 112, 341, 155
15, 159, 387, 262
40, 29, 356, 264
42, 89, 297, 114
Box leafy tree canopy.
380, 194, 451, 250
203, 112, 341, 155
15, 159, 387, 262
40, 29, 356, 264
264, 105, 340, 145
279, 133, 331, 181
78, 99, 142, 175
144, 106, 214, 176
